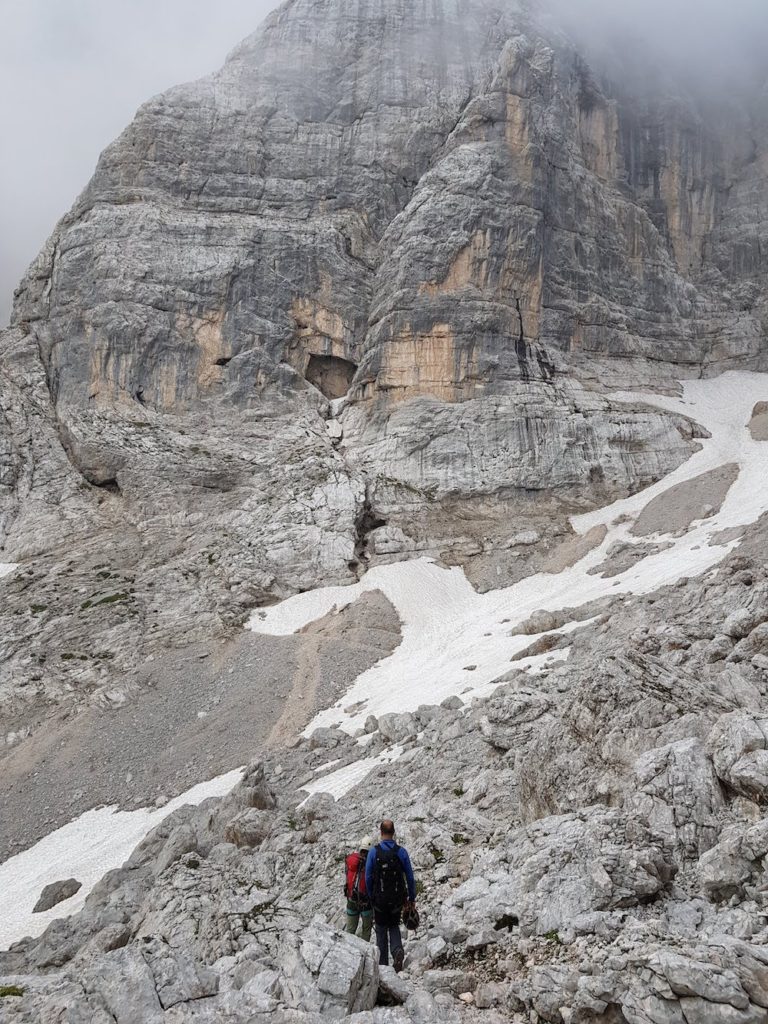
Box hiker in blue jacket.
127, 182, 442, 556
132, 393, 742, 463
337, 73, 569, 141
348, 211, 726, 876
365, 818, 416, 972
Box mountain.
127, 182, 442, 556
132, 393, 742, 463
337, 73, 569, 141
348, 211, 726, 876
1, 1, 768, 1021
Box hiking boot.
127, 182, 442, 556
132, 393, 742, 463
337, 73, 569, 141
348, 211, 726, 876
393, 947, 404, 973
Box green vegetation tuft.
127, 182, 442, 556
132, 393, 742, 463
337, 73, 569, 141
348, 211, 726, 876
0, 986, 24, 997
544, 929, 562, 945
451, 832, 469, 845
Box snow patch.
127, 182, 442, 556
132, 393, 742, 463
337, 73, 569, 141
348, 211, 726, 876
298, 746, 404, 804
249, 372, 768, 737
0, 767, 244, 951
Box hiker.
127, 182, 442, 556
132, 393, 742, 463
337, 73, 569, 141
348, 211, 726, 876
365, 818, 416, 972
344, 836, 373, 941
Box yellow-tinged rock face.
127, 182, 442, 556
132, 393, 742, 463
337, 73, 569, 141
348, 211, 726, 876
371, 323, 479, 403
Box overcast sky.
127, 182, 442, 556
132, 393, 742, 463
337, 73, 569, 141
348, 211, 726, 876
0, 0, 278, 325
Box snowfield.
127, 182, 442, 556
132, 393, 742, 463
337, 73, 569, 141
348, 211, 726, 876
0, 769, 243, 951
249, 372, 768, 787
3, 371, 767, 952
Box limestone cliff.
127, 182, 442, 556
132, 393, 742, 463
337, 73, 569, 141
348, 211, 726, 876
1, 0, 767, 722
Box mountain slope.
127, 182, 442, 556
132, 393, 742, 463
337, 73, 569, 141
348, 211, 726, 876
2, 2, 768, 1020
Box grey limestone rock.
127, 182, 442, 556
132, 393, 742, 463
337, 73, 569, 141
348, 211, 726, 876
709, 713, 768, 800
32, 878, 83, 914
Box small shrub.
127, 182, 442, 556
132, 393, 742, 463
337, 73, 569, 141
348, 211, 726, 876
452, 786, 465, 797
544, 929, 562, 945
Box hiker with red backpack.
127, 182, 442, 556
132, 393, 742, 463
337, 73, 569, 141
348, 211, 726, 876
344, 836, 373, 941
365, 819, 417, 972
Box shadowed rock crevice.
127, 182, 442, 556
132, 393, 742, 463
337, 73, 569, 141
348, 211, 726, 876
351, 490, 386, 569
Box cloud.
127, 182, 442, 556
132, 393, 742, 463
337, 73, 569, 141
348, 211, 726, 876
538, 0, 768, 89
0, 0, 278, 325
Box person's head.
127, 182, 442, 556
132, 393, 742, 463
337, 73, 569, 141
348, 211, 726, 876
359, 835, 372, 855
380, 819, 396, 839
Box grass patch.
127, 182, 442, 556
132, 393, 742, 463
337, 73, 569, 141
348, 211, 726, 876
30, 604, 47, 614
544, 929, 562, 945
452, 786, 465, 797
428, 844, 445, 864
451, 832, 469, 845
0, 985, 24, 997
61, 653, 88, 662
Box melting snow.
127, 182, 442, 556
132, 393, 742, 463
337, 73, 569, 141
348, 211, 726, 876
0, 768, 244, 952
298, 746, 405, 805
250, 372, 768, 738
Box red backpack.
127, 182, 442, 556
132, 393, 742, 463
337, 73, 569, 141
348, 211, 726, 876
344, 852, 368, 903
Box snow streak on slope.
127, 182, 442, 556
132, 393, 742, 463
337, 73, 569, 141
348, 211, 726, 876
0, 768, 243, 951
250, 372, 768, 741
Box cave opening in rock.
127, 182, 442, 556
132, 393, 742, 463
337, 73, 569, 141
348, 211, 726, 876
304, 354, 357, 399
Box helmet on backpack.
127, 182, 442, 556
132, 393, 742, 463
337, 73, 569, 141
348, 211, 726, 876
403, 904, 420, 931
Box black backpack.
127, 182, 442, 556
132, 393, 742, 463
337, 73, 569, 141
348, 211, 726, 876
372, 843, 406, 909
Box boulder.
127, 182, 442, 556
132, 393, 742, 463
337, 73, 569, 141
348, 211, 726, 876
139, 936, 219, 1010
708, 713, 768, 799
279, 918, 379, 1019
153, 824, 198, 875
32, 878, 82, 913
446, 808, 676, 937
698, 820, 768, 899
627, 738, 724, 858
223, 809, 273, 847
237, 760, 278, 810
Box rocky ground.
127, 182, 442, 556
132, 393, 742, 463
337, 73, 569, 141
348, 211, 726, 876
0, 589, 401, 862
2, 516, 768, 1023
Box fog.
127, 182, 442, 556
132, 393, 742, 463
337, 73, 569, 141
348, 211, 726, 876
540, 0, 768, 91
3, 0, 768, 326
0, 0, 278, 325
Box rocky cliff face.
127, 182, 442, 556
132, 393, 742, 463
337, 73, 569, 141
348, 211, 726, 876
4, 0, 767, 720
2, 2, 768, 1020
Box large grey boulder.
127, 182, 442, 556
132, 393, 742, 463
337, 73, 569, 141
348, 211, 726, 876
698, 820, 768, 900
628, 738, 725, 858
81, 948, 165, 1023
278, 918, 379, 1019
709, 713, 768, 800
32, 878, 83, 913
139, 936, 219, 1010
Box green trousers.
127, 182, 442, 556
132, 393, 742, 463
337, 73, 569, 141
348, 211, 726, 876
345, 900, 372, 941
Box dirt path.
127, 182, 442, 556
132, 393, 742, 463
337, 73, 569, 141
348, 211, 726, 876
0, 591, 401, 862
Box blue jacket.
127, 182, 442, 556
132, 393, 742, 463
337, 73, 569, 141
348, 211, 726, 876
365, 839, 416, 903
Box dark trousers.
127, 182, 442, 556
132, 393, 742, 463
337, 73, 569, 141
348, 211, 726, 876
373, 905, 403, 967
